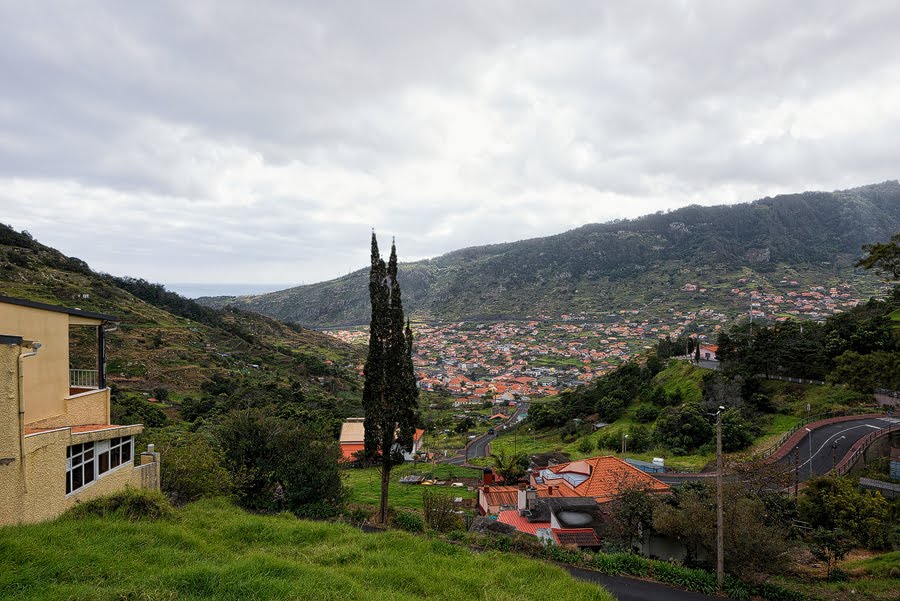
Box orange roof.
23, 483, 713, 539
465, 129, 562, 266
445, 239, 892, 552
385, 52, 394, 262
480, 485, 519, 508
552, 528, 600, 546
702, 344, 719, 352
539, 455, 669, 502
489, 413, 509, 420
414, 428, 425, 442
497, 510, 549, 536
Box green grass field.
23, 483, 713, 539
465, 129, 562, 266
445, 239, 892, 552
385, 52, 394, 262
0, 498, 611, 601
343, 463, 482, 510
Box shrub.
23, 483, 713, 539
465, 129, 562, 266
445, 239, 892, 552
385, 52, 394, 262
422, 489, 463, 532
294, 502, 341, 520
217, 408, 343, 513
577, 437, 594, 454
66, 488, 175, 521
634, 404, 659, 423
144, 430, 232, 504
393, 511, 424, 533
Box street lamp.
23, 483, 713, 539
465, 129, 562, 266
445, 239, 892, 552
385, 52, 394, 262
831, 436, 846, 472
804, 427, 813, 479
622, 433, 629, 456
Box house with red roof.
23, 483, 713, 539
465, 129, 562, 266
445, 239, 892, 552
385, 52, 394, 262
482, 456, 669, 548
339, 418, 425, 463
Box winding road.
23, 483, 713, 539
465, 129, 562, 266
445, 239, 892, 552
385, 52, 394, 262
775, 415, 899, 481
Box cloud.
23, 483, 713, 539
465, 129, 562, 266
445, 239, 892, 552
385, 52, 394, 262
1, 1, 899, 288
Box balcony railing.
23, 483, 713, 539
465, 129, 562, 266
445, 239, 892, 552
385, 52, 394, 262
70, 369, 99, 389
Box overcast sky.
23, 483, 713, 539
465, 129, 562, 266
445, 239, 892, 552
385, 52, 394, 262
2, 2, 899, 293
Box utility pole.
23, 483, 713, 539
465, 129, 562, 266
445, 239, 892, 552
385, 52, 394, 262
716, 405, 724, 591
794, 447, 799, 498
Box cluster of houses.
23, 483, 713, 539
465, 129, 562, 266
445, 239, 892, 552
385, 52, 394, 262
474, 455, 671, 550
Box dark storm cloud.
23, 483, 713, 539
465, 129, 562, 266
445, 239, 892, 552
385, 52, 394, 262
1, 1, 898, 286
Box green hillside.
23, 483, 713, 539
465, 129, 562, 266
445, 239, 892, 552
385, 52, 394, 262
0, 223, 363, 415
0, 498, 610, 601
204, 181, 900, 327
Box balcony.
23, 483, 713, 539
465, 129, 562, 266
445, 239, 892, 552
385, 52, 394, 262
70, 369, 99, 394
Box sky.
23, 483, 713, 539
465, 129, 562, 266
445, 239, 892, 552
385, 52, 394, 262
2, 2, 899, 294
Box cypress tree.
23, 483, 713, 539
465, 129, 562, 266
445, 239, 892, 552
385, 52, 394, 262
363, 232, 419, 524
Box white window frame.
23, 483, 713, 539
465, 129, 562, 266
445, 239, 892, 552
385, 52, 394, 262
66, 442, 96, 495
96, 435, 133, 477
65, 435, 133, 496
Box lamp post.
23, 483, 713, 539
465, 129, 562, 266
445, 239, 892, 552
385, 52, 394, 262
831, 436, 846, 472
804, 427, 813, 479
715, 405, 724, 591
622, 433, 629, 456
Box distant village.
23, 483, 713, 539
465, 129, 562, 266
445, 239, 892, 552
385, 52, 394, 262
328, 278, 867, 401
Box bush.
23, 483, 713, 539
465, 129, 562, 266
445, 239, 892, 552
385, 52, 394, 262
66, 488, 175, 521
217, 408, 344, 513
423, 489, 463, 532
393, 511, 424, 533
144, 430, 232, 504
634, 404, 659, 423
577, 437, 594, 454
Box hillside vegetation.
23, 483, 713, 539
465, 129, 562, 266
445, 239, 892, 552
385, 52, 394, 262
204, 181, 900, 326
0, 498, 610, 601
0, 223, 363, 414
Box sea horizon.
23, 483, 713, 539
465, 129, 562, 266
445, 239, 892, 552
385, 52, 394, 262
164, 283, 295, 299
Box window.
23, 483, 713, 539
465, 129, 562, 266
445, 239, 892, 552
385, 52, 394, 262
65, 436, 133, 495
97, 436, 133, 475
66, 442, 95, 494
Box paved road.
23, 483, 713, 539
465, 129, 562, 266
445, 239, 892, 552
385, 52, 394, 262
776, 416, 899, 481
561, 565, 725, 601
443, 402, 528, 466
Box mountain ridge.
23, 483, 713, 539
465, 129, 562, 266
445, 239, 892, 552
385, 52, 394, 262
200, 180, 900, 328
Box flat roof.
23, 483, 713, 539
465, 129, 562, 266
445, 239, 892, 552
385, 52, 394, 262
0, 295, 118, 322
0, 334, 24, 345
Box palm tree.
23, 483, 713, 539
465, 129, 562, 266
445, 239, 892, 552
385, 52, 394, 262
490, 451, 529, 483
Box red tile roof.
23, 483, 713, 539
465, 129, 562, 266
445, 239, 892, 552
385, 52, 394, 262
497, 510, 549, 536
552, 528, 601, 546
538, 455, 670, 502
480, 486, 519, 509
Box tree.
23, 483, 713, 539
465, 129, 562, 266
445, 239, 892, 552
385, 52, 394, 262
490, 451, 529, 483
799, 475, 891, 549
856, 232, 900, 280
362, 233, 419, 524
654, 403, 713, 453
216, 408, 343, 513
809, 527, 854, 579
606, 479, 658, 551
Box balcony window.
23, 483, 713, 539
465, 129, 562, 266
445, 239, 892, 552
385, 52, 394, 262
66, 442, 96, 494
65, 436, 133, 495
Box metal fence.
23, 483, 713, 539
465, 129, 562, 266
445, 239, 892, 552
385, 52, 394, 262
69, 369, 98, 389
835, 423, 899, 476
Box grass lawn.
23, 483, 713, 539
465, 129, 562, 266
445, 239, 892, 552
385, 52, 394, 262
0, 498, 611, 601
343, 463, 482, 510
770, 550, 900, 601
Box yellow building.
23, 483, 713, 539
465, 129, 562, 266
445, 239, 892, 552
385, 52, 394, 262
0, 295, 159, 525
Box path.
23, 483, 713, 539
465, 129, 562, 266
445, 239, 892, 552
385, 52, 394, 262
561, 565, 725, 601
442, 402, 529, 466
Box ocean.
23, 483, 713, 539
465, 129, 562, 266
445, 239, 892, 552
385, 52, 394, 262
164, 283, 294, 299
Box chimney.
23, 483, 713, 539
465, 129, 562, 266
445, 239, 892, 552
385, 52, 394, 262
483, 485, 490, 493
482, 467, 494, 486
548, 485, 554, 496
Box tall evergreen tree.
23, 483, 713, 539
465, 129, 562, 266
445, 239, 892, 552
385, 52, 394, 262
362, 233, 419, 524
